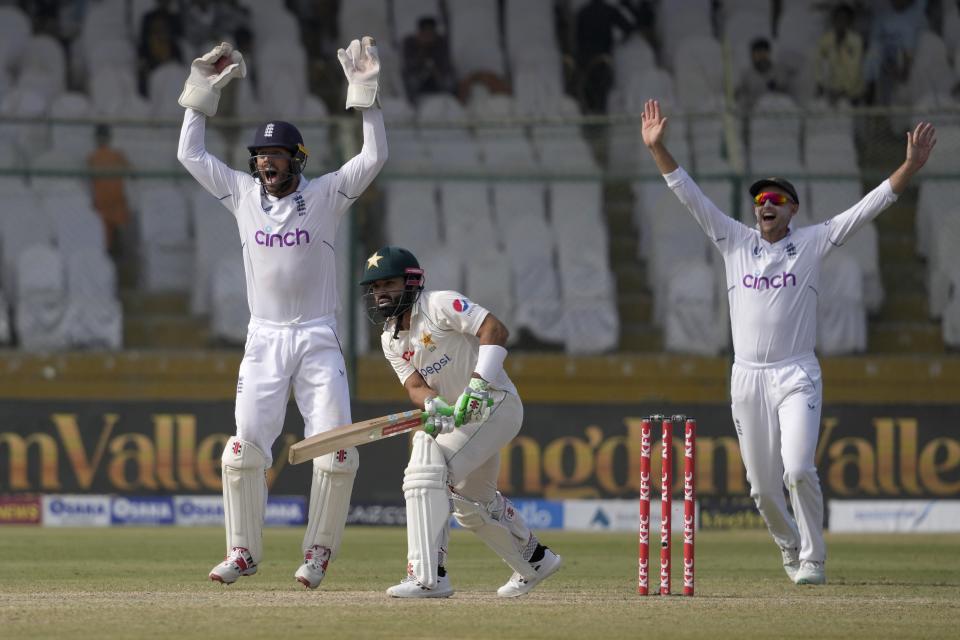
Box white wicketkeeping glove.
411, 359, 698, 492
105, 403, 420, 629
178, 42, 246, 117
337, 36, 380, 110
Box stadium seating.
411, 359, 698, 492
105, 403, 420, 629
15, 244, 69, 350
210, 253, 248, 343
63, 249, 123, 349
663, 259, 727, 355
817, 252, 867, 355
136, 185, 193, 292
447, 0, 507, 79
189, 187, 242, 316
1, 0, 956, 356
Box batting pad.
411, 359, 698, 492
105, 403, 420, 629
453, 491, 537, 580
302, 447, 359, 559
403, 431, 450, 588
221, 437, 268, 562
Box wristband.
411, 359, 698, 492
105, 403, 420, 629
474, 344, 507, 383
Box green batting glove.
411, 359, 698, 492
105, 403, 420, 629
423, 396, 456, 436
453, 378, 492, 426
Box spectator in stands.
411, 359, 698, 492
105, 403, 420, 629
180, 0, 249, 53
641, 97, 936, 589
140, 0, 182, 48
138, 0, 183, 96
87, 124, 131, 257
735, 38, 789, 111
288, 0, 340, 110
574, 0, 650, 113
815, 2, 864, 105
22, 0, 65, 40
402, 16, 457, 105
863, 0, 929, 106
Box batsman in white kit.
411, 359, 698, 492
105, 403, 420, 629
641, 99, 936, 585
360, 246, 562, 598
175, 38, 387, 587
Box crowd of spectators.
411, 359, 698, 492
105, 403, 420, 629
5, 1, 958, 117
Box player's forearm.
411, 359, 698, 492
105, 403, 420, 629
360, 107, 388, 169
887, 159, 921, 195
404, 374, 439, 409
176, 108, 207, 165
646, 141, 679, 175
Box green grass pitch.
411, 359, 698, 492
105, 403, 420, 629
1, 527, 958, 639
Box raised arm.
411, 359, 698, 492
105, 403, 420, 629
176, 42, 250, 206
819, 122, 937, 251
334, 36, 389, 200
888, 122, 937, 194
641, 99, 679, 174
641, 99, 749, 249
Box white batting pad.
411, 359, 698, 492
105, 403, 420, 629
403, 431, 450, 588
302, 447, 359, 559
221, 437, 268, 562
452, 491, 537, 580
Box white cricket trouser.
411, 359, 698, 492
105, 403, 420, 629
434, 390, 523, 504
235, 315, 352, 464
730, 353, 826, 564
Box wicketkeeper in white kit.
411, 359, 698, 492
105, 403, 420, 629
641, 99, 936, 585
360, 246, 562, 598
176, 38, 387, 587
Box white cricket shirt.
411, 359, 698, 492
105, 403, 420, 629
177, 108, 387, 323
664, 167, 898, 364
381, 290, 518, 401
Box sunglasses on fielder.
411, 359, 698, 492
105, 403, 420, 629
754, 192, 792, 206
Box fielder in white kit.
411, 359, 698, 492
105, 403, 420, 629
360, 246, 562, 598
641, 99, 936, 585
175, 39, 387, 587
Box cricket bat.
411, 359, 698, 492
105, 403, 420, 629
288, 400, 489, 465
288, 410, 425, 464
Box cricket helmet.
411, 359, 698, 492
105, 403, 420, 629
360, 246, 424, 325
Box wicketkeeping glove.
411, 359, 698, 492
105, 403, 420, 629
178, 42, 246, 117
453, 378, 492, 426
423, 396, 456, 436
337, 36, 380, 110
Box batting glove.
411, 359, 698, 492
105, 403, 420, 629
423, 396, 456, 436
337, 36, 380, 110
453, 379, 492, 427
178, 42, 246, 117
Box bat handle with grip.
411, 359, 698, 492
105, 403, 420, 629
420, 400, 492, 428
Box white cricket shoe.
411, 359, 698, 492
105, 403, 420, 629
794, 560, 827, 585
295, 545, 331, 589
781, 547, 800, 582
497, 547, 562, 598
209, 547, 257, 584
386, 566, 454, 599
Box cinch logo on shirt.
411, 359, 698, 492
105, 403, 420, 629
419, 353, 452, 377
742, 272, 797, 291
255, 228, 311, 247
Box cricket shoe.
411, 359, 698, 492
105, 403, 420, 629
781, 547, 800, 582
386, 565, 454, 598
497, 546, 562, 598
295, 545, 331, 589
209, 547, 257, 584
794, 560, 827, 585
